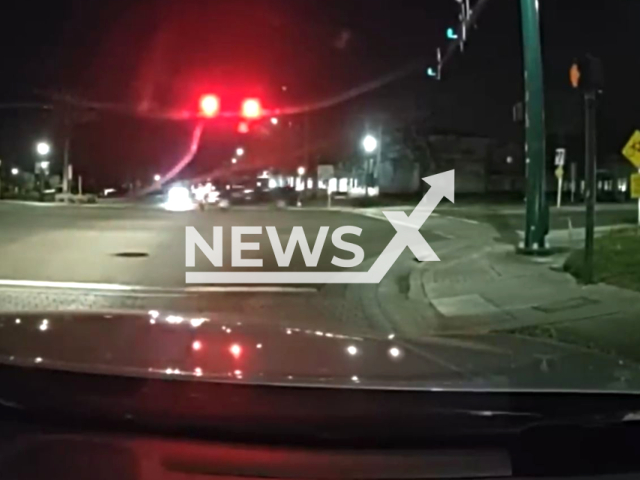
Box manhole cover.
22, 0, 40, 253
113, 252, 149, 258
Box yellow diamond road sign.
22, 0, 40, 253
622, 130, 640, 168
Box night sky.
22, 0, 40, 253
0, 0, 638, 188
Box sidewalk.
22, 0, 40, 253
415, 241, 640, 362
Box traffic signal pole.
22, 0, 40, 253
583, 89, 597, 283
519, 0, 549, 253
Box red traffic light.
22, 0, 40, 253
199, 94, 220, 118
241, 98, 262, 119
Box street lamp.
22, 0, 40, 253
231, 158, 237, 164
11, 168, 19, 176
362, 134, 378, 153
270, 117, 278, 125
153, 174, 161, 182
236, 147, 244, 157
36, 142, 51, 156
296, 166, 306, 207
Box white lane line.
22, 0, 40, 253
0, 201, 60, 207
432, 230, 454, 240
184, 286, 317, 293
441, 215, 480, 225
0, 279, 317, 294
0, 279, 133, 290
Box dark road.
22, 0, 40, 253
0, 202, 451, 336
0, 202, 447, 287
0, 200, 634, 337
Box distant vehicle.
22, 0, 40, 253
162, 184, 196, 212
218, 185, 298, 209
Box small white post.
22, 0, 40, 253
79, 175, 83, 196
556, 176, 563, 208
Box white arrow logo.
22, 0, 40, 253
186, 170, 454, 284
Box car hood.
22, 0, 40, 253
0, 311, 639, 392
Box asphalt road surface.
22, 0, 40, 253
0, 202, 447, 287
0, 201, 455, 336
0, 200, 633, 336
0, 200, 631, 287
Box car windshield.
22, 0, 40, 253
1, 0, 639, 393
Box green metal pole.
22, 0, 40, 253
519, 0, 548, 253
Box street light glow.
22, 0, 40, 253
153, 174, 161, 182
362, 135, 378, 153
297, 166, 306, 176
39, 161, 50, 170
231, 157, 237, 164
236, 147, 244, 156
270, 117, 278, 125
36, 142, 50, 156
11, 168, 19, 175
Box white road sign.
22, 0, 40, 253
317, 164, 335, 181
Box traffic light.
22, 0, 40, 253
426, 67, 437, 77
199, 94, 220, 118
446, 27, 458, 39
241, 98, 262, 119
570, 55, 604, 92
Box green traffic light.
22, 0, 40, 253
426, 67, 437, 77
446, 28, 458, 39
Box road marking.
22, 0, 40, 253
0, 279, 133, 290
0, 201, 60, 207
0, 279, 317, 294
432, 230, 454, 239
441, 215, 480, 225
184, 286, 317, 293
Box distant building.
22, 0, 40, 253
376, 133, 523, 196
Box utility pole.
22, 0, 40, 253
570, 54, 603, 283
304, 111, 310, 191
583, 89, 597, 283
573, 54, 603, 283
519, 0, 549, 253
62, 135, 71, 194
375, 122, 383, 191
